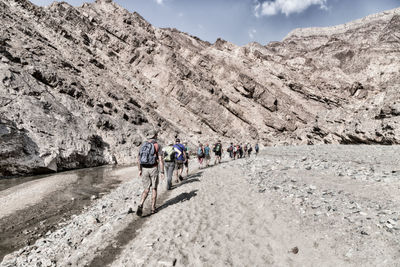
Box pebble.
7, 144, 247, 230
360, 230, 369, 235
158, 258, 177, 266
345, 249, 353, 258
290, 246, 299, 254
309, 185, 317, 190
385, 223, 394, 229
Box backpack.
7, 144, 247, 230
139, 141, 157, 166
255, 144, 259, 152
174, 144, 185, 161
163, 146, 175, 162
215, 143, 221, 152
197, 147, 204, 157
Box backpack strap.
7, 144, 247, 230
148, 140, 159, 159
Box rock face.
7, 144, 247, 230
0, 0, 399, 177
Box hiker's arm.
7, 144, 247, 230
138, 153, 142, 176
158, 154, 164, 179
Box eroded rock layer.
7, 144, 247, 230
1, 0, 399, 177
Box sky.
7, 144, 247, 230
31, 0, 400, 46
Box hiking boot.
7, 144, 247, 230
136, 205, 143, 217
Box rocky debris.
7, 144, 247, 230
239, 145, 400, 265
1, 0, 400, 177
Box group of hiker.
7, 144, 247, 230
195, 140, 223, 168
135, 129, 260, 216
226, 143, 259, 160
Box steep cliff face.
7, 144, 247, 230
0, 0, 399, 177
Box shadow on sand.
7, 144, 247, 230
170, 172, 202, 190
143, 189, 198, 217
88, 188, 198, 267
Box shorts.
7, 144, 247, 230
215, 152, 221, 157
175, 160, 184, 170
184, 160, 188, 167
205, 154, 211, 160
141, 167, 159, 190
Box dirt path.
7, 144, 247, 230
103, 160, 345, 267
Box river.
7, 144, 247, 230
0, 165, 135, 261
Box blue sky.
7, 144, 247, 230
31, 0, 400, 45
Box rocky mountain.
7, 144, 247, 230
1, 0, 399, 177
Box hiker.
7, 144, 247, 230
233, 145, 237, 160
238, 144, 243, 158
184, 142, 190, 177
213, 140, 222, 165
255, 143, 259, 156
197, 142, 205, 168
174, 138, 187, 182
162, 143, 175, 190
247, 144, 253, 157
243, 143, 248, 158
227, 142, 234, 159
137, 129, 164, 216
204, 143, 211, 167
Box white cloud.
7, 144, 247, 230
248, 29, 257, 39
155, 0, 164, 5
254, 0, 328, 17
254, 1, 261, 18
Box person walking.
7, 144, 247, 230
247, 144, 253, 157
243, 143, 248, 158
162, 143, 175, 190
213, 140, 222, 165
238, 144, 243, 158
228, 142, 234, 159
136, 129, 164, 216
204, 143, 211, 167
255, 143, 259, 156
184, 142, 190, 177
197, 142, 205, 168
233, 145, 237, 160
174, 138, 186, 182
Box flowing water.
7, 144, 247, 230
0, 165, 135, 261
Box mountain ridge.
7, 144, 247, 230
0, 0, 399, 177
284, 7, 400, 40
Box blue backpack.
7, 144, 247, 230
139, 141, 157, 166
174, 144, 185, 161
197, 147, 204, 157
